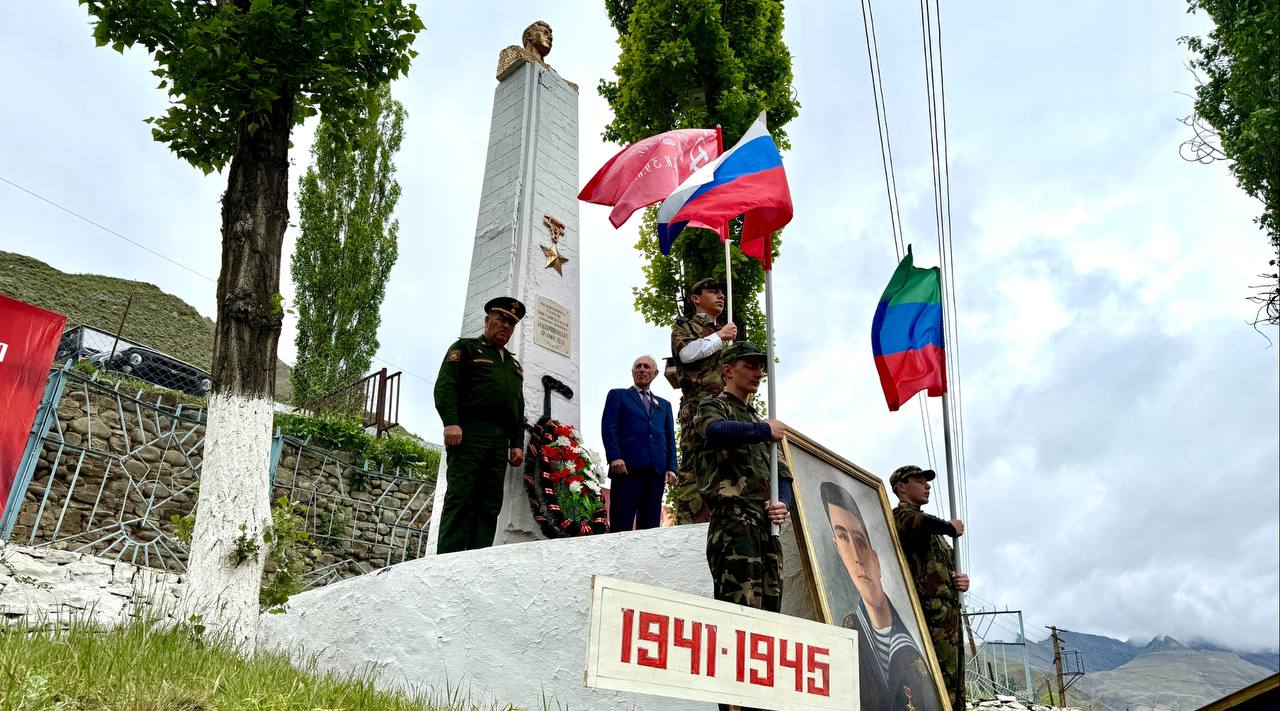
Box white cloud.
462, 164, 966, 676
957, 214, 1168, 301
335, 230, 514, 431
0, 0, 1275, 653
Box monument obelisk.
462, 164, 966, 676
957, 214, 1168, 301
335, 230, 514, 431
427, 21, 580, 552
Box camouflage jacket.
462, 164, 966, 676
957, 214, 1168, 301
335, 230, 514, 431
892, 502, 959, 603
690, 392, 792, 508
670, 313, 724, 404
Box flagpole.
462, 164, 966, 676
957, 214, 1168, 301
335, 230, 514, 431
940, 259, 963, 606
765, 266, 779, 537
724, 240, 734, 325
715, 125, 733, 326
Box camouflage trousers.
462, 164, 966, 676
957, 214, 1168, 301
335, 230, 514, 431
923, 593, 965, 710
706, 505, 782, 612
672, 399, 710, 524
707, 506, 781, 711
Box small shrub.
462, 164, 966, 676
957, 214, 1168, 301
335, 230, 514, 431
275, 411, 440, 480
260, 497, 314, 613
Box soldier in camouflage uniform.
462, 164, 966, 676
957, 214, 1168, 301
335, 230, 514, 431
433, 297, 527, 554
891, 465, 970, 711
690, 341, 793, 711
669, 277, 737, 522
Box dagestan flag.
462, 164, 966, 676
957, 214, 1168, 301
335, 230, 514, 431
871, 246, 947, 411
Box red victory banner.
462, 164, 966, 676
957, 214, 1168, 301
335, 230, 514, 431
0, 295, 66, 518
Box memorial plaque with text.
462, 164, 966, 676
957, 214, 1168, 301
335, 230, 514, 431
534, 296, 572, 356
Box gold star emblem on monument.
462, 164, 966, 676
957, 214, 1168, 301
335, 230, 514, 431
540, 214, 569, 275
541, 240, 569, 274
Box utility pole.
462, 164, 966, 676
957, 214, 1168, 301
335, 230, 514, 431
1049, 625, 1067, 707
108, 290, 136, 362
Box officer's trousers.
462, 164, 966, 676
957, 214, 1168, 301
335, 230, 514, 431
437, 422, 509, 554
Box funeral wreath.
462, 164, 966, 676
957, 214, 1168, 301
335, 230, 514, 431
523, 417, 609, 537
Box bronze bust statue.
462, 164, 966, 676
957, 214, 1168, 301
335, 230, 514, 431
522, 20, 552, 63
497, 20, 575, 91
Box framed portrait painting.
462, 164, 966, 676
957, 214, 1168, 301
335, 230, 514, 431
782, 428, 951, 711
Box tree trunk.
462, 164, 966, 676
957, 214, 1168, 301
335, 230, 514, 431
182, 95, 293, 650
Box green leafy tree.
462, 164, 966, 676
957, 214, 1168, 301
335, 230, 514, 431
80, 0, 421, 643
292, 83, 405, 404
1184, 0, 1280, 325
599, 0, 799, 342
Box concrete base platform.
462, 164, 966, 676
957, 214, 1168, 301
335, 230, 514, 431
259, 523, 819, 710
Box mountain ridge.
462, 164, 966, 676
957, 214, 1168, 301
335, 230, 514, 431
0, 250, 293, 402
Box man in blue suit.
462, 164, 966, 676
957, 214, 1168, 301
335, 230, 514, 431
601, 355, 678, 530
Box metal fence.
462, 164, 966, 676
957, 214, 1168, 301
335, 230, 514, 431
963, 598, 1036, 703
3, 365, 434, 588
297, 367, 401, 436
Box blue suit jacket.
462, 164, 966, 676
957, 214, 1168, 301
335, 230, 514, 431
601, 387, 678, 475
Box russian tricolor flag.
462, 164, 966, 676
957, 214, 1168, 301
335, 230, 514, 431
871, 246, 948, 411
656, 112, 793, 269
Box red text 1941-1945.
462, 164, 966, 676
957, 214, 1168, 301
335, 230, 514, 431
618, 608, 831, 696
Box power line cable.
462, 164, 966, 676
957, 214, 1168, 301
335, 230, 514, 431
858, 0, 943, 476
932, 0, 972, 573
1, 175, 217, 283
917, 0, 972, 574
2, 174, 439, 390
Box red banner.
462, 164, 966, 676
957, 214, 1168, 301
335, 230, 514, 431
0, 295, 66, 518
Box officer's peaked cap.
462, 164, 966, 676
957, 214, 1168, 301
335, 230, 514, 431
484, 297, 526, 323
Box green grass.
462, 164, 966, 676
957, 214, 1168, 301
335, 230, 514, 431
0, 250, 293, 403
0, 616, 525, 711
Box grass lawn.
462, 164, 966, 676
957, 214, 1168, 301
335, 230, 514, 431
0, 618, 521, 711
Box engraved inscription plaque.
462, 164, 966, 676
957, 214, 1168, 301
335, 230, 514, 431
534, 296, 572, 356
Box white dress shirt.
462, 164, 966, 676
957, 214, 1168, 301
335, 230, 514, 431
677, 312, 726, 362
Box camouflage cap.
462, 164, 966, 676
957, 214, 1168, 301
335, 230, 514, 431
721, 341, 768, 369
888, 464, 936, 489
690, 277, 726, 297
484, 296, 526, 323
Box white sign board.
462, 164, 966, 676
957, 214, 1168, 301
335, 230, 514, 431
585, 576, 859, 711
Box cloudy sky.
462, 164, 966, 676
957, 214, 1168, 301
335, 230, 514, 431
2, 2, 1276, 653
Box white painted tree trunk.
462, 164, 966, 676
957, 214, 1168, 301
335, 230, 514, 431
180, 392, 274, 650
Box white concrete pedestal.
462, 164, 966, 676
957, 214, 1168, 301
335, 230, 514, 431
259, 523, 820, 710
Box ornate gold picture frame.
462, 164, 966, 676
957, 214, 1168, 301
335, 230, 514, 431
783, 428, 952, 711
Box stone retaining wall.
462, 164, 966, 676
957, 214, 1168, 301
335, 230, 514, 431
7, 371, 436, 586
0, 542, 184, 628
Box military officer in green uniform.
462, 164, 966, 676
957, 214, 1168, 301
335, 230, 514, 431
433, 297, 527, 554
689, 341, 792, 711
669, 277, 737, 522
890, 465, 970, 711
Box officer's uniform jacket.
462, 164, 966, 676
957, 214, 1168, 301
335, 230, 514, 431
434, 336, 525, 449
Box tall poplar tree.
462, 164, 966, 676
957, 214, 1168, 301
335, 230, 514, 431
80, 0, 421, 645
599, 0, 799, 341
292, 84, 405, 404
